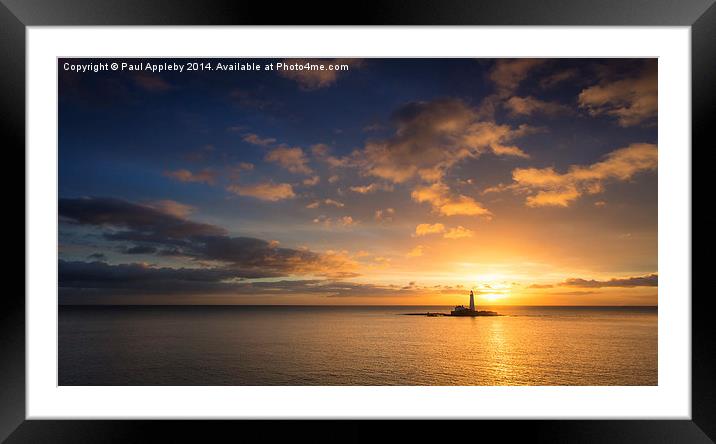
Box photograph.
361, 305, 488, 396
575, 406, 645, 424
58, 57, 658, 386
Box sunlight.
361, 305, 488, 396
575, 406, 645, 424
480, 292, 506, 302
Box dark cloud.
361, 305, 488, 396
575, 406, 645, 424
122, 245, 158, 255
58, 259, 457, 302
59, 197, 357, 279
561, 274, 657, 288
60, 260, 238, 292
58, 260, 388, 300
60, 197, 226, 239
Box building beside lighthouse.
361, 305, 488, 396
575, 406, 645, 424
451, 290, 478, 316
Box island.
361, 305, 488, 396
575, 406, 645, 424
404, 291, 500, 317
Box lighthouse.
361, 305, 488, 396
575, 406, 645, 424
469, 290, 475, 311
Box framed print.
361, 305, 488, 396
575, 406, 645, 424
6, 0, 714, 441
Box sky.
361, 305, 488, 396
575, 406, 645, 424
58, 58, 658, 306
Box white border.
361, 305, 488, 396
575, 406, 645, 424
27, 27, 691, 419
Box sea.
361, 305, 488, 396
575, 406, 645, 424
58, 305, 657, 386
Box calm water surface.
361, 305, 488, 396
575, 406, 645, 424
59, 305, 657, 386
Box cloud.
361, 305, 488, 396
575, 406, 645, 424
358, 98, 532, 184
411, 182, 492, 217
228, 162, 256, 180
527, 283, 554, 289
164, 169, 216, 185
414, 223, 474, 238
226, 182, 296, 201
443, 226, 474, 239
305, 199, 345, 209
58, 260, 452, 300
363, 123, 384, 132
349, 183, 393, 194
59, 260, 240, 295
523, 187, 581, 208
132, 73, 172, 92
122, 245, 158, 255
59, 197, 360, 282
374, 208, 395, 222
277, 58, 363, 90
578, 60, 657, 127
414, 223, 446, 237
489, 59, 546, 96
406, 245, 425, 258
561, 273, 657, 288
265, 146, 313, 175
312, 215, 357, 227
303, 175, 320, 186
59, 197, 226, 240
548, 290, 600, 296
504, 143, 657, 207
340, 216, 356, 226
323, 199, 344, 208
539, 68, 579, 89
242, 133, 277, 146
311, 144, 355, 168
59, 261, 359, 299
505, 96, 571, 117
145, 200, 195, 218
310, 143, 331, 157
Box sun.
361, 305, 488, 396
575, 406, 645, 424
480, 292, 505, 302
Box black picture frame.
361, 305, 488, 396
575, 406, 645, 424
5, 0, 713, 441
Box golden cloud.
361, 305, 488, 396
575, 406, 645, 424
489, 59, 546, 96
509, 142, 657, 207
359, 98, 533, 184
146, 200, 195, 219
265, 146, 313, 175
443, 226, 474, 239
324, 199, 344, 208
163, 168, 216, 185
411, 183, 492, 217
414, 223, 446, 237
505, 96, 571, 117
578, 60, 657, 127
349, 183, 394, 194
374, 208, 395, 222
406, 245, 425, 258
242, 133, 276, 146
303, 175, 320, 186
312, 215, 357, 227
226, 182, 296, 201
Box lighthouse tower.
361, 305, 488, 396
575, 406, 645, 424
469, 290, 475, 311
